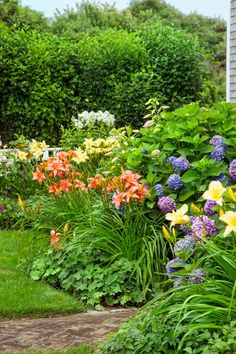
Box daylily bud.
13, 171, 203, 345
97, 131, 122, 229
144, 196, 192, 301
227, 187, 236, 202
64, 223, 70, 233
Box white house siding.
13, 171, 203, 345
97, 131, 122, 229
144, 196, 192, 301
228, 0, 236, 102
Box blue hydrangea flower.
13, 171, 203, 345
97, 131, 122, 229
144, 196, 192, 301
229, 160, 236, 181
179, 224, 191, 234
204, 200, 217, 215
210, 135, 226, 147
210, 147, 226, 161
154, 184, 164, 197
166, 258, 183, 276
166, 156, 176, 163
189, 269, 205, 284
157, 196, 176, 213
172, 157, 190, 173
168, 174, 183, 191
214, 173, 227, 182
174, 236, 196, 255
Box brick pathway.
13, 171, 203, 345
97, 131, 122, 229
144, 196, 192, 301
0, 309, 134, 352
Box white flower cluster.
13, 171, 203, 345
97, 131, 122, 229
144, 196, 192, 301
0, 152, 14, 176
73, 111, 115, 129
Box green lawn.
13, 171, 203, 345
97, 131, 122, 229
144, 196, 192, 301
0, 230, 84, 319
11, 345, 94, 354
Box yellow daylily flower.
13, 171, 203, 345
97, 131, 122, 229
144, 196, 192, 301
29, 139, 41, 152
40, 140, 49, 150
32, 150, 43, 158
219, 211, 236, 236
165, 204, 189, 228
84, 138, 94, 149
18, 151, 28, 160
73, 148, 88, 163
202, 181, 226, 206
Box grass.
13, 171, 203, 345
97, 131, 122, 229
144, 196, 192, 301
0, 230, 84, 319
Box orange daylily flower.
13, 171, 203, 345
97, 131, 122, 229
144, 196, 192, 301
112, 192, 126, 209
74, 180, 86, 190
59, 179, 72, 192
50, 230, 61, 248
48, 184, 59, 197
32, 169, 46, 184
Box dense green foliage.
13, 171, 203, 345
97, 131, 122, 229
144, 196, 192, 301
0, 0, 225, 143
0, 27, 80, 143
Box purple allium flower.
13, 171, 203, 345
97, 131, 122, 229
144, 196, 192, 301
189, 269, 205, 284
168, 174, 183, 191
166, 258, 183, 276
166, 156, 176, 163
0, 206, 5, 212
210, 135, 226, 147
172, 157, 190, 173
204, 200, 217, 215
154, 184, 164, 197
229, 159, 236, 181
214, 173, 227, 182
191, 215, 217, 239
157, 196, 176, 213
141, 149, 148, 154
210, 147, 226, 161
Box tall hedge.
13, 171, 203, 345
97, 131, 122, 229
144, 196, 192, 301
0, 24, 203, 143
0, 26, 80, 143
76, 25, 202, 126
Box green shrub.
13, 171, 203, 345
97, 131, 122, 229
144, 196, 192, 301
105, 101, 236, 205
0, 27, 80, 144
138, 24, 203, 109
76, 26, 203, 127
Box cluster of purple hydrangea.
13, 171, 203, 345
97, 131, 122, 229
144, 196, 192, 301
157, 196, 176, 213
189, 269, 205, 284
0, 206, 5, 212
229, 159, 236, 181
172, 157, 190, 173
167, 174, 183, 191
154, 184, 164, 197
210, 135, 226, 161
191, 215, 217, 239
204, 199, 217, 215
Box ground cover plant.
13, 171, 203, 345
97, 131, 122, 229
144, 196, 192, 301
0, 230, 83, 319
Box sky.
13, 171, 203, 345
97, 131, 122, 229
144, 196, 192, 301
20, 0, 229, 21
